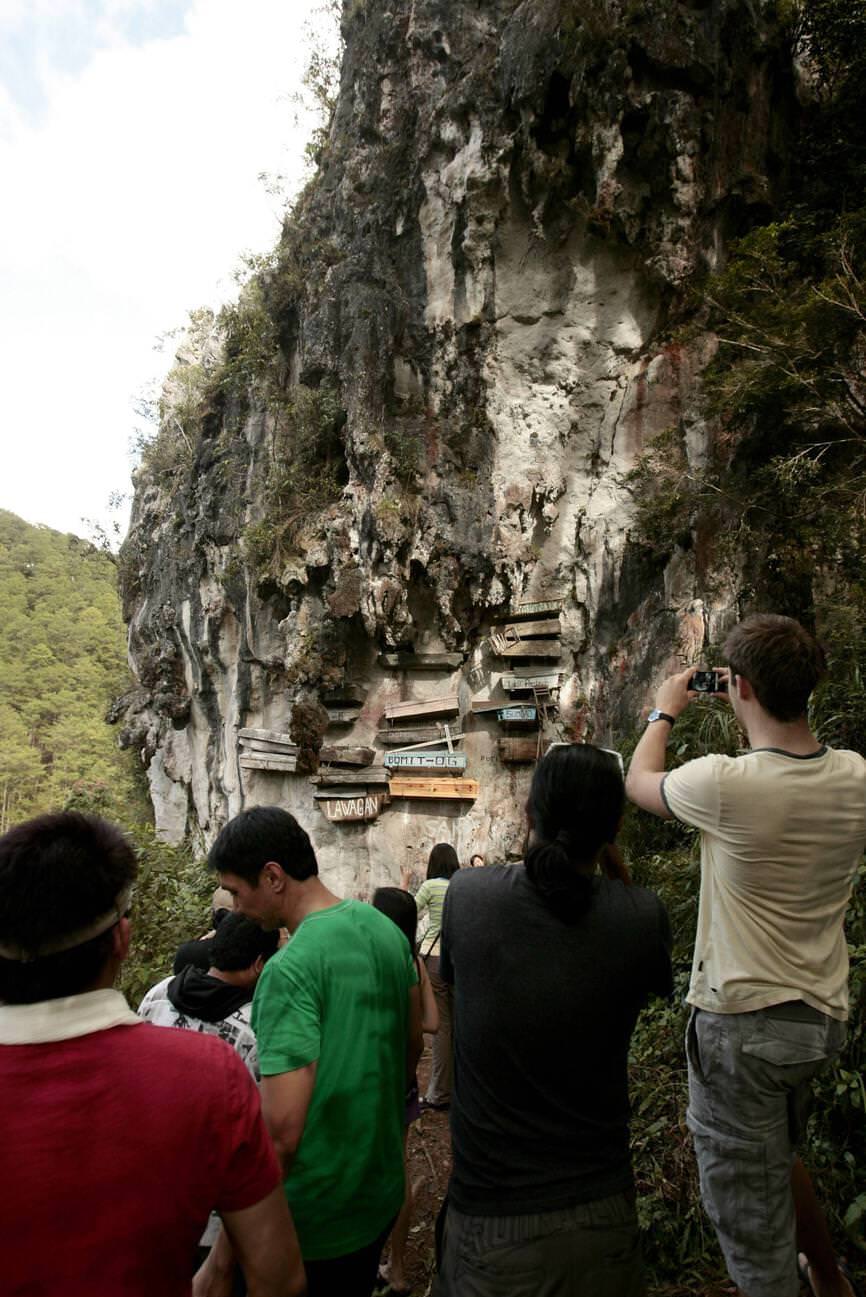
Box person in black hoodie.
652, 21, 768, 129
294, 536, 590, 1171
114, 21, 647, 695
139, 912, 279, 1079
138, 913, 280, 1291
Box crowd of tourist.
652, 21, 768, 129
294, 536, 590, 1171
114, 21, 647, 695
0, 614, 863, 1297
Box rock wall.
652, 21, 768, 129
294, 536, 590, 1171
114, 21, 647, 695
118, 0, 797, 886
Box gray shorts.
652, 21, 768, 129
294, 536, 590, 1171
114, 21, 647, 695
431, 1192, 645, 1297
686, 1005, 846, 1297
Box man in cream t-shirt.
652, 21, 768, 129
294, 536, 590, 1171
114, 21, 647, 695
627, 614, 865, 1297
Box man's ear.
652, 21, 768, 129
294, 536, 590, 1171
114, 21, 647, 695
112, 916, 131, 963
262, 861, 286, 892
735, 674, 755, 703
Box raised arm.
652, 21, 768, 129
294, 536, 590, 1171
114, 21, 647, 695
625, 667, 696, 817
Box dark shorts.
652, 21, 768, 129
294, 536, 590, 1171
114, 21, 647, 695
431, 1192, 645, 1297
686, 1004, 846, 1297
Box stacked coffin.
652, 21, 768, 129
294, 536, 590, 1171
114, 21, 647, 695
238, 728, 298, 774
490, 599, 563, 661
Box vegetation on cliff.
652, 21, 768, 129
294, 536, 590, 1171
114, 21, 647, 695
0, 510, 145, 830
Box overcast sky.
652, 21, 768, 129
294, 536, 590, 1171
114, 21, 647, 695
0, 0, 334, 542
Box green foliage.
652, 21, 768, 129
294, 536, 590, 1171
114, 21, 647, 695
0, 511, 146, 830
118, 824, 212, 1008
243, 382, 347, 572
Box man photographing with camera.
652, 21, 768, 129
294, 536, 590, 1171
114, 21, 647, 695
626, 614, 866, 1297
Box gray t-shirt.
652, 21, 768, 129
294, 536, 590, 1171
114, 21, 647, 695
441, 864, 673, 1215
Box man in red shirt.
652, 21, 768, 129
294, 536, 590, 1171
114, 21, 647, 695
0, 810, 306, 1297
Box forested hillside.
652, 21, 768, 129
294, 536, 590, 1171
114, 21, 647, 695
0, 510, 144, 829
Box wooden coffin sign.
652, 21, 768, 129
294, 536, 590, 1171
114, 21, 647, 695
383, 695, 460, 723
318, 745, 375, 767
384, 751, 468, 773
378, 652, 463, 671
377, 725, 453, 746
497, 639, 562, 660
317, 792, 387, 823
388, 777, 479, 801
309, 766, 390, 787
239, 754, 298, 773
499, 737, 548, 763
501, 671, 562, 693
496, 706, 537, 727
508, 599, 563, 619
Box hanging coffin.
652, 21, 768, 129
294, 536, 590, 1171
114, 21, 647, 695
376, 725, 456, 746
378, 652, 464, 671
388, 777, 479, 801
383, 695, 460, 723
499, 737, 548, 764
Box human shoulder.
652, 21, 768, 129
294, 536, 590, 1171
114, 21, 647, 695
137, 975, 173, 1016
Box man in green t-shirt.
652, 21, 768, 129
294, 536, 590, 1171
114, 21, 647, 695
201, 806, 422, 1297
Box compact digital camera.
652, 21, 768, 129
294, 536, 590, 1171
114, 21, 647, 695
688, 669, 727, 694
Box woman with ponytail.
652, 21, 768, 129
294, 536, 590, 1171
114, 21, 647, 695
432, 744, 673, 1297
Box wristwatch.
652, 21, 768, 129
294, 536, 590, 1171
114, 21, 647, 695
646, 709, 675, 726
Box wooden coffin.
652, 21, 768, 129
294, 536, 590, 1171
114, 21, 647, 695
388, 777, 479, 801
384, 750, 468, 773
378, 652, 463, 671
240, 737, 299, 756
376, 725, 452, 746
498, 617, 561, 639
308, 766, 390, 787
383, 695, 460, 722
325, 707, 362, 726
239, 754, 298, 773
470, 699, 506, 714
498, 737, 547, 763
507, 599, 564, 619
496, 639, 562, 660
501, 671, 562, 693
496, 706, 538, 727
238, 727, 295, 747
321, 684, 367, 706
318, 745, 375, 767
317, 792, 388, 823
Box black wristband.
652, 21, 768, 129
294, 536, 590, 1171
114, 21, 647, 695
647, 709, 676, 726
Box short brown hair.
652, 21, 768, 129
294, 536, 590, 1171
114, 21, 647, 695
724, 614, 826, 722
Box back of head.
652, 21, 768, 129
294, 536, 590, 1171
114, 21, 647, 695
426, 842, 460, 880
372, 886, 418, 952
525, 744, 625, 924
208, 805, 318, 884
209, 912, 279, 972
724, 613, 826, 722
0, 811, 137, 1004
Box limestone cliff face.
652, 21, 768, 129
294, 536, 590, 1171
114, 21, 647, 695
119, 0, 796, 885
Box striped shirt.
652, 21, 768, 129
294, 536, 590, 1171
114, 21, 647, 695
415, 877, 451, 949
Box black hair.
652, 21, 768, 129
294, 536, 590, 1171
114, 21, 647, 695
210, 912, 279, 971
426, 842, 460, 880
0, 812, 137, 1004
372, 886, 418, 953
524, 745, 625, 924
208, 806, 318, 884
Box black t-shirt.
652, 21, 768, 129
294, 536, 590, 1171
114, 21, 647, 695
441, 864, 673, 1215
